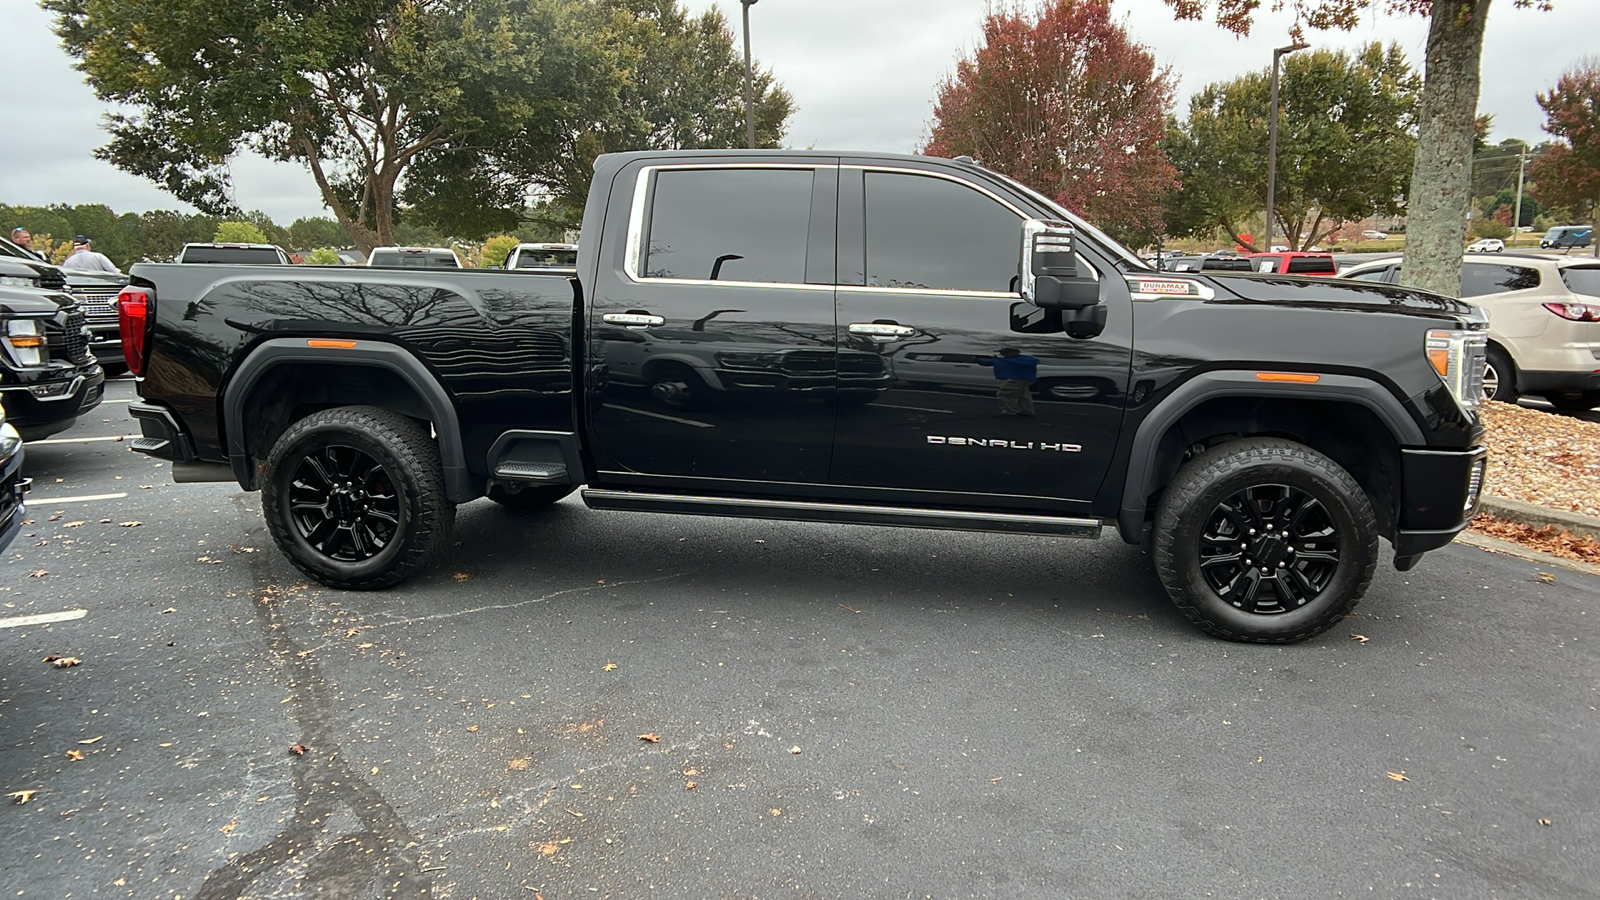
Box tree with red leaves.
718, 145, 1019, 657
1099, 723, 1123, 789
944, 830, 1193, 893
922, 0, 1178, 247
1165, 0, 1554, 296
1530, 61, 1600, 257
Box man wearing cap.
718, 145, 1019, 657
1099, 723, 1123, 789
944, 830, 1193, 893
62, 235, 120, 273
9, 227, 49, 262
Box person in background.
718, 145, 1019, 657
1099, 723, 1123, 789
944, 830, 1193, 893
979, 347, 1039, 417
10, 227, 49, 262
62, 235, 120, 273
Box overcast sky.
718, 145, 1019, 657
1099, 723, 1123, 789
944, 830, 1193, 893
1, 0, 1594, 225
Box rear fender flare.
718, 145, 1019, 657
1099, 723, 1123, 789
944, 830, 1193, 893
223, 338, 474, 501
1115, 370, 1425, 543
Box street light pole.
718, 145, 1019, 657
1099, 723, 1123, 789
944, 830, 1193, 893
741, 0, 759, 150
1265, 42, 1308, 252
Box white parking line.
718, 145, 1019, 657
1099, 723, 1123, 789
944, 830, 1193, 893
0, 609, 88, 629
28, 492, 129, 504
27, 435, 136, 446
602, 404, 715, 428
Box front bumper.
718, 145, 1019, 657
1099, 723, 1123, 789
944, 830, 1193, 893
1392, 445, 1488, 566
1, 368, 106, 440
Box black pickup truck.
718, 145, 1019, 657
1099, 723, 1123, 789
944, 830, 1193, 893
118, 151, 1489, 643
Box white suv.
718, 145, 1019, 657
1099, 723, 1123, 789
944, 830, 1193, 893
1340, 254, 1600, 411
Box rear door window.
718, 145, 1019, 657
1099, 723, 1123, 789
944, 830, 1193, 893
643, 168, 813, 284
1345, 266, 1393, 282
1560, 266, 1600, 298
1460, 263, 1540, 297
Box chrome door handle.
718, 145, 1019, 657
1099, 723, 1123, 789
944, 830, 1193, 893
848, 322, 915, 339
602, 312, 666, 327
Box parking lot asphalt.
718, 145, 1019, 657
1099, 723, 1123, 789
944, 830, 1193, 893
2, 378, 1597, 899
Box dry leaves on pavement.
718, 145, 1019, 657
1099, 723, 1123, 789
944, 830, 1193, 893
44, 655, 81, 668
1479, 402, 1600, 518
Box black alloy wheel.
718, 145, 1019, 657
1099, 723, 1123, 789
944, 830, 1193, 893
1153, 438, 1378, 642
1196, 485, 1341, 615
262, 406, 454, 589
287, 444, 401, 561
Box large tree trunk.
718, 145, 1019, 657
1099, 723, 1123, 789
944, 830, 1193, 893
1401, 0, 1492, 297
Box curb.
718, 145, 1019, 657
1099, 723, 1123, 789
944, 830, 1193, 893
1477, 495, 1600, 544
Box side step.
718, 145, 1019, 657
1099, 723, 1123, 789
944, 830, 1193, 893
580, 489, 1102, 538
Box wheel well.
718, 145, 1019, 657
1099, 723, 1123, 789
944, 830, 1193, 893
237, 363, 434, 468
1144, 397, 1402, 539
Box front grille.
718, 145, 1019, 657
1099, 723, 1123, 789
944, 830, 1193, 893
44, 311, 91, 363
67, 285, 121, 323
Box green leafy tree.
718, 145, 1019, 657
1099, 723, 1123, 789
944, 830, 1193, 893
47, 0, 610, 254
287, 217, 349, 251
1164, 0, 1554, 296
480, 235, 521, 267
1529, 59, 1600, 257
1165, 43, 1420, 251
215, 221, 271, 243
303, 247, 344, 265
517, 0, 795, 229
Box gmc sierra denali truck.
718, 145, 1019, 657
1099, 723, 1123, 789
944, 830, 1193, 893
117, 151, 1489, 643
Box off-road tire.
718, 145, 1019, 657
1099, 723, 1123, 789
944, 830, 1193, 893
1153, 438, 1378, 643
1484, 346, 1517, 402
486, 483, 577, 510
262, 406, 455, 590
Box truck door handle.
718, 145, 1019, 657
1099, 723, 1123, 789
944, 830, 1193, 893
602, 312, 665, 327
848, 322, 915, 340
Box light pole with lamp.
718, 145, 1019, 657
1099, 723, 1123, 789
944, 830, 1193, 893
741, 0, 759, 149
1265, 42, 1308, 251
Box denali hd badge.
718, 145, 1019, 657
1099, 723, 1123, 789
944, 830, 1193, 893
926, 436, 1082, 452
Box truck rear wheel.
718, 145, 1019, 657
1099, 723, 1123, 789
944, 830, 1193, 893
486, 483, 577, 510
1153, 438, 1378, 643
262, 406, 455, 590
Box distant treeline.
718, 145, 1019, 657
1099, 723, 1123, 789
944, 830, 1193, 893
3, 203, 565, 269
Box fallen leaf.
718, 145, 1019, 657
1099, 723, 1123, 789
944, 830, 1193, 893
602, 662, 618, 672
597, 579, 606, 584
789, 746, 802, 754
638, 733, 660, 743
230, 545, 257, 553
220, 821, 237, 834
65, 750, 85, 761
79, 736, 103, 745
356, 642, 375, 649
119, 521, 142, 527
64, 521, 85, 528
7, 790, 38, 804
507, 758, 530, 771
1538, 817, 1553, 826
160, 607, 177, 614
27, 570, 47, 578
1349, 634, 1370, 644
685, 781, 697, 790
45, 656, 81, 668
288, 744, 309, 756
989, 777, 1003, 784
20, 519, 32, 525
1386, 771, 1410, 782
34, 540, 48, 547
839, 604, 860, 613
140, 485, 153, 490
99, 518, 112, 524
467, 725, 479, 732
345, 628, 362, 637
1535, 572, 1556, 584
769, 808, 782, 817
452, 572, 470, 582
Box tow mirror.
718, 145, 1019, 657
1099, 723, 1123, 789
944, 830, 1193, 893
1020, 218, 1100, 310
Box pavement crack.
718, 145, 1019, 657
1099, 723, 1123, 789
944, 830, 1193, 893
368, 573, 687, 628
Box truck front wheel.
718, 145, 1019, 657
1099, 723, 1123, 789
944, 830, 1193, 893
262, 406, 455, 590
1153, 438, 1378, 643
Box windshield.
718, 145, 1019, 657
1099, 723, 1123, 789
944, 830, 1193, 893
985, 171, 1152, 272
370, 250, 459, 268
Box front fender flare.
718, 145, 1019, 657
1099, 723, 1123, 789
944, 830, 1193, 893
1115, 370, 1425, 543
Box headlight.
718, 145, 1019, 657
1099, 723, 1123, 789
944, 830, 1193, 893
0, 423, 20, 458
0, 275, 39, 288
4, 318, 45, 367
1426, 328, 1488, 412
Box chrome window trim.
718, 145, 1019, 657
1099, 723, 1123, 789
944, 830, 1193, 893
623, 162, 834, 289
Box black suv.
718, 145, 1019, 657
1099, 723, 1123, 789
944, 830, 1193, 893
0, 257, 106, 440
0, 235, 128, 374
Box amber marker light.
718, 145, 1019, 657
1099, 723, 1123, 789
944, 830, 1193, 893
306, 339, 358, 349
1255, 372, 1321, 383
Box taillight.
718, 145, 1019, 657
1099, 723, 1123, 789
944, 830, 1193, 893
1543, 301, 1600, 322
117, 286, 151, 376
